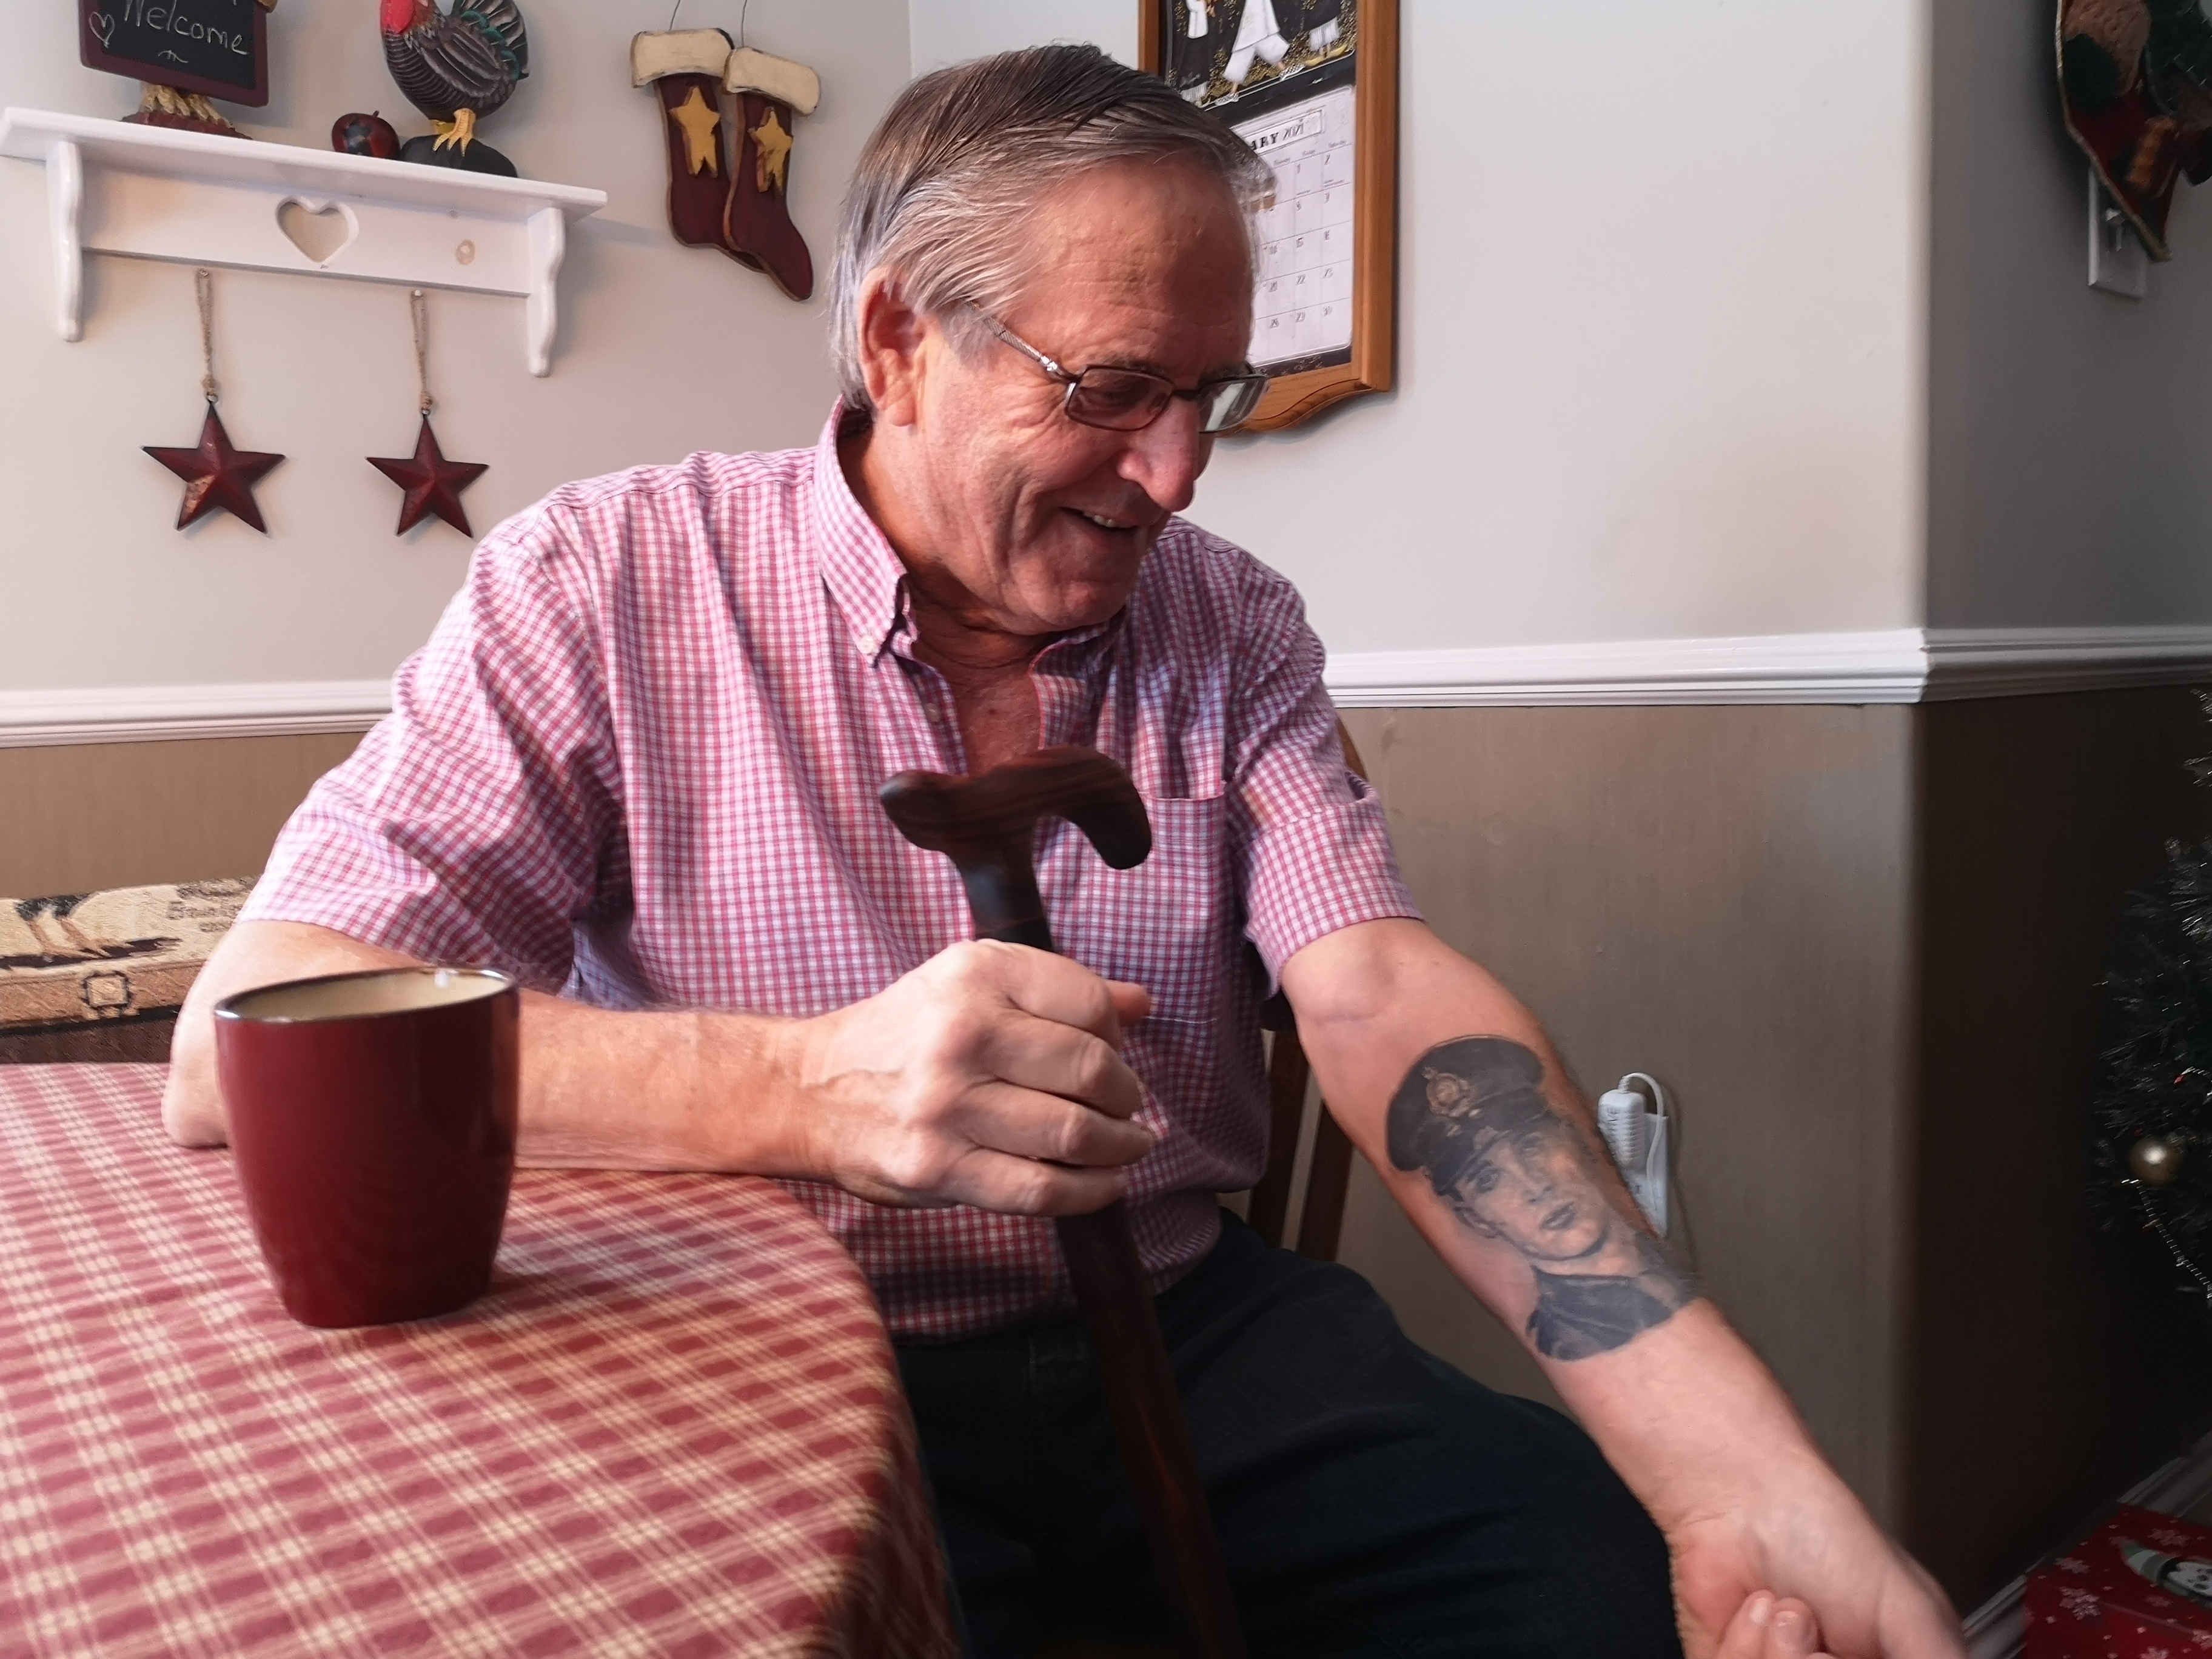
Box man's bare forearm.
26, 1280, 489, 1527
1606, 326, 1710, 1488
1280, 920, 1825, 1513
164, 923, 1152, 1215
163, 920, 810, 1174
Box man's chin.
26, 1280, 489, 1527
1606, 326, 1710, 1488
1009, 574, 1142, 635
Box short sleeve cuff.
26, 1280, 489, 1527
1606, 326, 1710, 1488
1244, 782, 1422, 987
238, 769, 578, 993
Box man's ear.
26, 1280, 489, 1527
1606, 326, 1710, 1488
855, 269, 928, 428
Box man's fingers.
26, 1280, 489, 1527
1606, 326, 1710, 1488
939, 1145, 1130, 1216
1107, 979, 1152, 1028
977, 1013, 1148, 1122
1766, 1601, 1823, 1658
957, 1080, 1155, 1168
1716, 1594, 1775, 1659
1714, 1595, 1832, 1659
966, 942, 1132, 1045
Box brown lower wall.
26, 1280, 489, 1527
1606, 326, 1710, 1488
0, 732, 361, 899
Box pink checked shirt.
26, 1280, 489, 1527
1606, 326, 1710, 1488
245, 408, 1417, 1339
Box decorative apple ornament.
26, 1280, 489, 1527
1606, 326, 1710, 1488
331, 111, 401, 159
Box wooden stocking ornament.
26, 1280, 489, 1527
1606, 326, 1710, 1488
722, 47, 819, 301
631, 30, 738, 255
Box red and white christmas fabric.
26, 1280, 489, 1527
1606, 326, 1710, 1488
2026, 1504, 2212, 1656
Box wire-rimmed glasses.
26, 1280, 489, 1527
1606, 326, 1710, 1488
967, 306, 1269, 435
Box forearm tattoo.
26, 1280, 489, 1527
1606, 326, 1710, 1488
1387, 1035, 1697, 1359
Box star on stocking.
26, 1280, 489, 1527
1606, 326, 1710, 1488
144, 403, 285, 532
669, 84, 722, 175
750, 106, 792, 192
367, 415, 489, 536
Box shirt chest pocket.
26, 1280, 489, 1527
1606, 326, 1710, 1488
1047, 794, 1227, 1028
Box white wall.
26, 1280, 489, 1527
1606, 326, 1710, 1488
908, 0, 1930, 654
911, 0, 1135, 76
0, 0, 911, 693
1926, 0, 2212, 629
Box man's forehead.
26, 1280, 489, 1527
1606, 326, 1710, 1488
1002, 173, 1253, 373
1017, 164, 1246, 270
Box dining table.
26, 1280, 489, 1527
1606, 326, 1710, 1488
0, 1064, 958, 1657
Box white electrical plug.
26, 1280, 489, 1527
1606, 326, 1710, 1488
1596, 1072, 1669, 1236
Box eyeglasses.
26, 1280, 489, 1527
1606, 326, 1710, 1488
966, 306, 1270, 435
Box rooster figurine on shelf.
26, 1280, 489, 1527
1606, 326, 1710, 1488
380, 0, 530, 177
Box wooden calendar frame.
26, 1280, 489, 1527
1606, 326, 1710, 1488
1140, 0, 1396, 432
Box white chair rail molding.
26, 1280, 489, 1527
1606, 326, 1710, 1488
9, 625, 2212, 747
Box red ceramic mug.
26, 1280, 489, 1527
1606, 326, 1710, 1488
213, 966, 520, 1329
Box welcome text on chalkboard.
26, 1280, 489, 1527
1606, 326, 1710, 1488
80, 0, 269, 107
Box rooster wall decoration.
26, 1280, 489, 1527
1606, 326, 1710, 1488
380, 0, 530, 176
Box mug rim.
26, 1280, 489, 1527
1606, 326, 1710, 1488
214, 965, 516, 1026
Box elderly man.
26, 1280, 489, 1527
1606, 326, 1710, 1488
166, 45, 1960, 1659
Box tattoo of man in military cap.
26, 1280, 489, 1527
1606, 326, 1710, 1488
1387, 1036, 1695, 1360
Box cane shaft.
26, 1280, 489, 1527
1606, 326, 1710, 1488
1056, 1204, 1247, 1658
878, 749, 1245, 1658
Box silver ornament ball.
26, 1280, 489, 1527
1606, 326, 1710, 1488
2131, 1136, 2185, 1187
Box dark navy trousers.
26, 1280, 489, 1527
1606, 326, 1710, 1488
894, 1213, 1682, 1658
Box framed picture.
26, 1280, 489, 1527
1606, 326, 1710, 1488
1140, 0, 1396, 432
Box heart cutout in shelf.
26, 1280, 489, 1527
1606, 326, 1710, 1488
276, 198, 357, 266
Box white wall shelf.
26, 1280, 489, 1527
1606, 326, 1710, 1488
0, 108, 607, 376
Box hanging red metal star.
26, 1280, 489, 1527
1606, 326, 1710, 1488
143, 403, 286, 532
367, 415, 489, 536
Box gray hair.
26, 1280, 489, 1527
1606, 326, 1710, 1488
827, 44, 1272, 415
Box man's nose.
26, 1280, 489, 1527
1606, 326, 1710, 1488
1116, 398, 1212, 514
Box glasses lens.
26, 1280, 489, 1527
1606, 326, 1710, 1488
1065, 368, 1176, 431
1198, 375, 1269, 434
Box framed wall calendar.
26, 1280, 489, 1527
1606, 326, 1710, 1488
1140, 0, 1397, 432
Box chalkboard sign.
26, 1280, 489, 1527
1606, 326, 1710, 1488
79, 0, 269, 107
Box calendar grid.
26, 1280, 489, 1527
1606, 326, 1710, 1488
1239, 83, 1356, 374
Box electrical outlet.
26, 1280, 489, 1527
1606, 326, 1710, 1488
1597, 1074, 1670, 1236
2090, 167, 2148, 300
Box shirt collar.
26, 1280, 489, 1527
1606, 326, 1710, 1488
811, 403, 913, 663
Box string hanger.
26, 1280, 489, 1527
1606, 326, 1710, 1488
195, 267, 218, 405
411, 289, 434, 417
665, 0, 751, 43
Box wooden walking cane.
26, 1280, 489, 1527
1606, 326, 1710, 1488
880, 746, 1247, 1659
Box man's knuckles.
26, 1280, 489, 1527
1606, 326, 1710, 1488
1045, 1102, 1121, 1164
1053, 1031, 1127, 1107
871, 1127, 963, 1197
934, 937, 1121, 1027
986, 1157, 1119, 1216
914, 1004, 995, 1070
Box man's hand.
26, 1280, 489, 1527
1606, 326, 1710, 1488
1671, 1461, 1961, 1658
1716, 1595, 1834, 1659
786, 939, 1156, 1213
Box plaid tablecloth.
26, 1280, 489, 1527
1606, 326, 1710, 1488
0, 1065, 956, 1657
